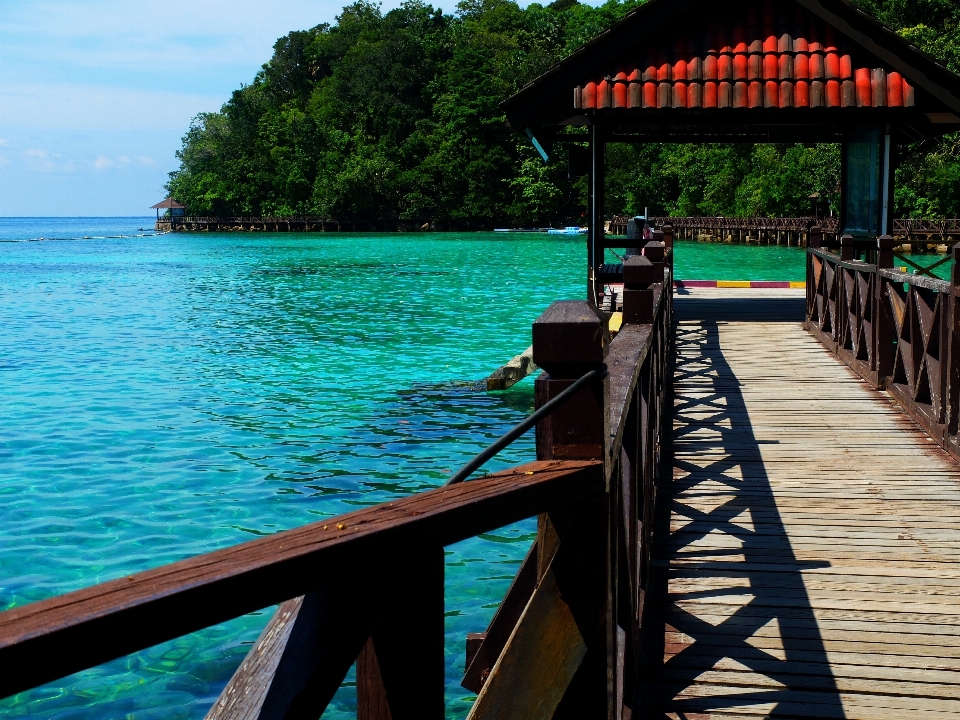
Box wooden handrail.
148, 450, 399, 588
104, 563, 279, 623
878, 267, 951, 291
0, 459, 603, 700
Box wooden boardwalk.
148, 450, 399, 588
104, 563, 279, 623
641, 288, 960, 719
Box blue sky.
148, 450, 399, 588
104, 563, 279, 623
0, 0, 470, 216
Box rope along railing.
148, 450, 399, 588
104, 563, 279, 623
0, 252, 674, 719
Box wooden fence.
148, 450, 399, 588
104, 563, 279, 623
806, 234, 960, 462
157, 217, 400, 232
0, 245, 673, 719
611, 216, 960, 245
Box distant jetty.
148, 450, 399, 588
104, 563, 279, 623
155, 216, 418, 232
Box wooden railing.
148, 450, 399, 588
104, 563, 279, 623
609, 215, 838, 240
806, 236, 960, 461
158, 216, 400, 232
0, 256, 673, 718
165, 216, 386, 223
612, 216, 960, 243
895, 217, 960, 238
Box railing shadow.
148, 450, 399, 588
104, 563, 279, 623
639, 294, 845, 718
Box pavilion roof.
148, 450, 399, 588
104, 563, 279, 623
502, 0, 960, 143
150, 198, 186, 209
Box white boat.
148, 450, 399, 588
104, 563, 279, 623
547, 226, 588, 235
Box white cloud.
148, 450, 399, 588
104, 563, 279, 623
90, 154, 157, 171
24, 149, 59, 159
21, 147, 73, 173
0, 139, 8, 147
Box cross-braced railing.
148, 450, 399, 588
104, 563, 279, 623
806, 236, 960, 461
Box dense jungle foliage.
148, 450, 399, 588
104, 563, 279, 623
165, 0, 960, 226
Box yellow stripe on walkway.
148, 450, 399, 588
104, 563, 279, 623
716, 280, 751, 288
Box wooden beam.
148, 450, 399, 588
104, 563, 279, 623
205, 589, 381, 720
461, 542, 539, 694
357, 547, 445, 720
466, 499, 609, 720
466, 561, 586, 720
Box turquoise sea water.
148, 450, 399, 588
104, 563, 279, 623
0, 217, 928, 719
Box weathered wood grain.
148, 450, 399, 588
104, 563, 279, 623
466, 563, 586, 720
467, 499, 609, 720
461, 542, 539, 693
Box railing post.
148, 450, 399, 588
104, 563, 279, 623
841, 233, 854, 261
532, 302, 609, 462
809, 225, 822, 249
622, 257, 658, 325
806, 228, 818, 322
466, 303, 614, 720
661, 224, 674, 250
530, 301, 615, 719
876, 235, 896, 385
948, 245, 960, 436
643, 240, 666, 281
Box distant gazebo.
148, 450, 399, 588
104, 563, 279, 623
151, 198, 186, 219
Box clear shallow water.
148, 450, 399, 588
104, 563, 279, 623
666, 240, 807, 281
0, 218, 832, 719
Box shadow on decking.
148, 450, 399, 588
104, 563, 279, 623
637, 293, 844, 719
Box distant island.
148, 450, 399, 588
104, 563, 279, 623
164, 0, 960, 229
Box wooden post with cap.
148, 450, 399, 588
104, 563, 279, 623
841, 234, 855, 261
623, 257, 658, 325
466, 301, 616, 720
948, 244, 960, 435
531, 301, 617, 720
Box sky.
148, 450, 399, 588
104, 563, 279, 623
0, 0, 468, 216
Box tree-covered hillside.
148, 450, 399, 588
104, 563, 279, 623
165, 0, 960, 227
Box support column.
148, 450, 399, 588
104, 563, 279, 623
588, 125, 605, 306
841, 125, 888, 239
881, 129, 895, 237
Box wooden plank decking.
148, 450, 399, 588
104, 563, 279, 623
640, 288, 960, 719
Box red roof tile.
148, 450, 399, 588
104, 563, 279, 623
573, 0, 914, 111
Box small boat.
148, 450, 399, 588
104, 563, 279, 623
547, 226, 588, 235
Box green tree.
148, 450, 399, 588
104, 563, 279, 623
166, 0, 960, 224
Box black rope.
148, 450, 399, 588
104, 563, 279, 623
445, 366, 607, 486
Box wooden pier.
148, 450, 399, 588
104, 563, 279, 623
641, 288, 960, 717
156, 216, 403, 233
10, 1, 960, 718
610, 216, 960, 250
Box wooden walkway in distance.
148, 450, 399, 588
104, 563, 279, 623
640, 288, 960, 719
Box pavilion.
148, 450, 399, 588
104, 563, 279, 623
150, 198, 186, 219
501, 0, 960, 303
